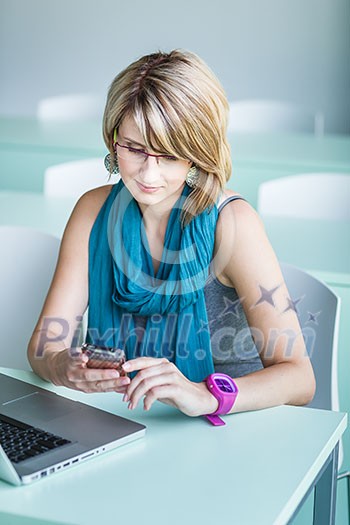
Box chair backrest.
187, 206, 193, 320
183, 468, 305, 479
228, 99, 323, 135
0, 227, 61, 371
43, 158, 120, 199
280, 262, 343, 466
280, 262, 340, 411
37, 93, 104, 121
257, 173, 350, 220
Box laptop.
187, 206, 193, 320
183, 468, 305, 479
0, 373, 146, 486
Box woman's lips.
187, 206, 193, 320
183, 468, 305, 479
136, 181, 162, 193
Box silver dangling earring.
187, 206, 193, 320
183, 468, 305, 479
104, 153, 119, 175
186, 166, 199, 188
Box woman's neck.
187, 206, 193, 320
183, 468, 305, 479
138, 186, 184, 233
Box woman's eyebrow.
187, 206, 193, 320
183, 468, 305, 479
122, 136, 147, 148
121, 135, 173, 156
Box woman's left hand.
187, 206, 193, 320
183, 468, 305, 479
121, 357, 218, 417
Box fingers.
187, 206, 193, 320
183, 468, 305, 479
68, 346, 85, 358
122, 357, 169, 374
71, 375, 130, 393
65, 357, 131, 393
124, 361, 173, 398
87, 376, 130, 393
81, 368, 120, 381
143, 386, 175, 411
125, 370, 179, 410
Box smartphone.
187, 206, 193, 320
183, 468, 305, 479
81, 343, 126, 374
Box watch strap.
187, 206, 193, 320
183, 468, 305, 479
210, 394, 235, 416
205, 414, 226, 426
204, 374, 239, 426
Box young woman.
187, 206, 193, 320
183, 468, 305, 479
28, 50, 315, 421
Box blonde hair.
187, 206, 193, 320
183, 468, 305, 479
103, 49, 231, 226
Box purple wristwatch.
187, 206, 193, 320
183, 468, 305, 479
205, 373, 239, 426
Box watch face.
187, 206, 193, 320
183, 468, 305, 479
214, 376, 236, 393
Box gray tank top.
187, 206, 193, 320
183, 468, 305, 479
205, 196, 263, 377
134, 196, 263, 378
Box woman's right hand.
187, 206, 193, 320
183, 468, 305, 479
48, 347, 131, 394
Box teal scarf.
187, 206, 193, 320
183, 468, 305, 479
87, 180, 218, 382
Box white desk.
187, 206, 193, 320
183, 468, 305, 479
0, 368, 347, 525
0, 191, 76, 238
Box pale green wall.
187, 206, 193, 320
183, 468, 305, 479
0, 0, 349, 133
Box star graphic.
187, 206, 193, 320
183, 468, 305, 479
306, 310, 321, 325
207, 317, 217, 327
252, 284, 280, 309
220, 296, 244, 319
197, 319, 211, 334
282, 295, 304, 314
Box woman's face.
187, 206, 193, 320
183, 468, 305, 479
116, 115, 192, 208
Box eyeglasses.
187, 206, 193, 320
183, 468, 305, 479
112, 129, 185, 168
115, 142, 181, 167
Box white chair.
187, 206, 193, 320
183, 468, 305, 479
37, 93, 104, 121
43, 158, 120, 199
280, 263, 340, 415
257, 173, 350, 220
0, 227, 61, 371
280, 262, 348, 500
228, 99, 324, 135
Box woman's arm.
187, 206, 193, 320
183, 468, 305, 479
211, 197, 316, 413
27, 185, 131, 394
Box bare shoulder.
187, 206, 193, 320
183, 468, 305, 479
214, 188, 269, 287
54, 184, 115, 261
217, 188, 242, 208
72, 184, 114, 222
216, 187, 265, 239
63, 184, 114, 237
